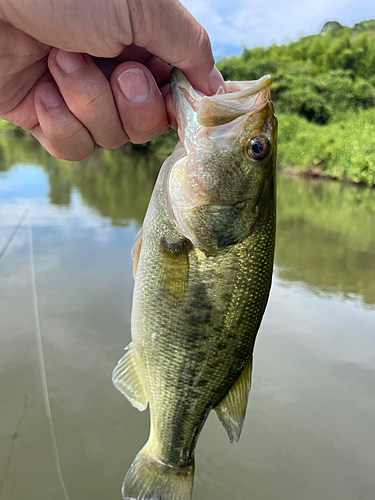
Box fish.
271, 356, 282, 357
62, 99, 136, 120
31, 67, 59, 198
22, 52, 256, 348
112, 68, 278, 500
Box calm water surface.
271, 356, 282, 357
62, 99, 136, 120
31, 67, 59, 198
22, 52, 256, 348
0, 136, 374, 500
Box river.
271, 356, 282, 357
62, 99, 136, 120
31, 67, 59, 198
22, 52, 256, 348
0, 136, 374, 500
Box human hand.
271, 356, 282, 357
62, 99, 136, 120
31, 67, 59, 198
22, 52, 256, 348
0, 0, 223, 160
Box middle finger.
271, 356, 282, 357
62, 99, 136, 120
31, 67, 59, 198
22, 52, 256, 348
48, 49, 128, 149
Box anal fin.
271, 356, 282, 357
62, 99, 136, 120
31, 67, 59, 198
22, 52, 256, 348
214, 358, 252, 443
112, 343, 148, 411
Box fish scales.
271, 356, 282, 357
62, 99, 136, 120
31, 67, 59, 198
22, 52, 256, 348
113, 69, 277, 500
136, 190, 274, 462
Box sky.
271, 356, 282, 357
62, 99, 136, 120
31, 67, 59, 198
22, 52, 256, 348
180, 0, 374, 58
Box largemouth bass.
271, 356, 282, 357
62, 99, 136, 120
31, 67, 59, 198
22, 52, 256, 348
113, 69, 278, 500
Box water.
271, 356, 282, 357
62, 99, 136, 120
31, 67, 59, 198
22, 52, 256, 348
0, 136, 374, 500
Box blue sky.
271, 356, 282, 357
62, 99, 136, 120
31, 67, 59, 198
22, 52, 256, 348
181, 0, 374, 58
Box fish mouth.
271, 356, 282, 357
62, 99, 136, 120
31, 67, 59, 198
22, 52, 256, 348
170, 68, 272, 140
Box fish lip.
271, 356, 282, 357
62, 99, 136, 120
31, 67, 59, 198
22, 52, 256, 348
170, 68, 273, 136
170, 68, 272, 101
170, 69, 200, 103
170, 69, 201, 146
210, 73, 272, 101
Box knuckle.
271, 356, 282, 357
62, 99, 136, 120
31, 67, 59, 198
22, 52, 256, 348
48, 123, 94, 159
129, 115, 168, 144
173, 26, 213, 71
53, 144, 94, 162
77, 84, 106, 113
198, 27, 212, 55
127, 0, 148, 45
53, 123, 84, 143
99, 134, 128, 150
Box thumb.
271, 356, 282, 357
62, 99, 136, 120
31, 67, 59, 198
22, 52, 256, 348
126, 0, 224, 95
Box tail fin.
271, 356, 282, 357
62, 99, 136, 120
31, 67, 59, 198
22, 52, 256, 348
122, 444, 194, 500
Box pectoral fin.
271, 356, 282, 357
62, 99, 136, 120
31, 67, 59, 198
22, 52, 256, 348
112, 343, 148, 411
214, 359, 252, 443
158, 236, 192, 300
131, 228, 143, 278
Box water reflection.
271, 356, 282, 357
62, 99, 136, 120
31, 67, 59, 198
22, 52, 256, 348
1, 137, 375, 500
1, 136, 374, 307
0, 134, 162, 225
276, 175, 375, 307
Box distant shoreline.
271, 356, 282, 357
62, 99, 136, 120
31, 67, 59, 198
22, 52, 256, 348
1, 125, 373, 191
277, 166, 375, 190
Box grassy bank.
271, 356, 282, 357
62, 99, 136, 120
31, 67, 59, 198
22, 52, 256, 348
277, 109, 375, 186
216, 19, 375, 187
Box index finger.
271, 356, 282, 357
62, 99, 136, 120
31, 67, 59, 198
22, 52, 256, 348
125, 0, 224, 95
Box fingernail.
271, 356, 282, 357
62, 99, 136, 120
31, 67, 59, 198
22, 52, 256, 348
208, 66, 225, 94
118, 68, 150, 104
40, 85, 63, 109
56, 50, 85, 74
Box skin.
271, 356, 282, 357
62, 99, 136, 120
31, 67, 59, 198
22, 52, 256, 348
0, 0, 224, 160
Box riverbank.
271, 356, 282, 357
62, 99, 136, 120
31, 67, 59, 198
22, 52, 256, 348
1, 117, 375, 188
276, 110, 375, 187
148, 109, 375, 188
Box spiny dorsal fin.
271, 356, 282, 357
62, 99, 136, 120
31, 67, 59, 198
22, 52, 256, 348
214, 358, 252, 443
131, 228, 143, 278
112, 343, 148, 411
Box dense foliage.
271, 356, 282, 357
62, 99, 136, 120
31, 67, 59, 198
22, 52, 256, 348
218, 20, 375, 123
217, 19, 375, 186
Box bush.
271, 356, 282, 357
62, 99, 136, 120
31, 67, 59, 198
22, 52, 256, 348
277, 109, 375, 186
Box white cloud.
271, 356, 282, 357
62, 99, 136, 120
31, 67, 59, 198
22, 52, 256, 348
180, 0, 374, 57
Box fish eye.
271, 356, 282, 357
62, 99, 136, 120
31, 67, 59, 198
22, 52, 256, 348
246, 135, 270, 161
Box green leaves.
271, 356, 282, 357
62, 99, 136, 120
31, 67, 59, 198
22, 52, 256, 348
217, 18, 375, 125
216, 19, 375, 187
277, 110, 375, 186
